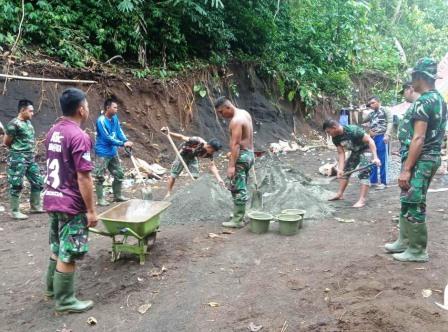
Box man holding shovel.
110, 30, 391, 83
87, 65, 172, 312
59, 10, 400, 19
323, 119, 381, 208
161, 127, 224, 199
215, 97, 255, 228
94, 98, 133, 206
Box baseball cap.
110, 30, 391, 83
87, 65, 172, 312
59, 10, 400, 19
412, 57, 440, 80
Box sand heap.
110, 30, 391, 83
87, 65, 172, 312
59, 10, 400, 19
161, 155, 334, 225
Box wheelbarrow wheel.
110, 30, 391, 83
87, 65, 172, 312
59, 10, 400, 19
144, 232, 157, 248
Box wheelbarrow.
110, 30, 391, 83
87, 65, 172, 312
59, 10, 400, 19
90, 199, 171, 265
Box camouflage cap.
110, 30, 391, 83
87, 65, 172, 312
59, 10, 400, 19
412, 57, 440, 80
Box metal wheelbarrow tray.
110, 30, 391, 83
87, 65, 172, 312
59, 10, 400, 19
90, 199, 171, 265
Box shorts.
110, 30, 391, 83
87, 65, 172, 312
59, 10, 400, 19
49, 212, 89, 263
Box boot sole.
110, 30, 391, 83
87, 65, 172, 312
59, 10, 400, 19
392, 254, 429, 262
55, 305, 94, 314
384, 246, 407, 253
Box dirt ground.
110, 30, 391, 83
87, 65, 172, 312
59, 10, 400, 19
1, 149, 448, 332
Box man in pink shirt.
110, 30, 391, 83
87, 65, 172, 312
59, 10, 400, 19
43, 88, 98, 313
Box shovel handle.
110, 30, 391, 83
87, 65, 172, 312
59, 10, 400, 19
340, 162, 375, 178
164, 130, 195, 181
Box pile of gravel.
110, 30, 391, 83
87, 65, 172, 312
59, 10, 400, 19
161, 156, 334, 225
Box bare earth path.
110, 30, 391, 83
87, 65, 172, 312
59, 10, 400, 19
1, 150, 448, 332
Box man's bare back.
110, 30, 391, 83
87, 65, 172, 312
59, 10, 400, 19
229, 108, 253, 150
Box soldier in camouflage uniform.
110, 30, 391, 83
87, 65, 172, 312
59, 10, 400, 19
323, 119, 381, 208
385, 58, 447, 262
3, 99, 44, 219
161, 127, 224, 199
215, 97, 255, 228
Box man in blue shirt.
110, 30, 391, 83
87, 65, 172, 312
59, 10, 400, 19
94, 99, 133, 206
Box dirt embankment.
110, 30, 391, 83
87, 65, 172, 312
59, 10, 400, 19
0, 63, 330, 167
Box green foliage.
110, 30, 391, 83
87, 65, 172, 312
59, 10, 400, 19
1, 0, 448, 106
193, 83, 207, 98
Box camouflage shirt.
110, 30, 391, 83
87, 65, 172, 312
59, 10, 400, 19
5, 118, 36, 153
332, 125, 369, 153
364, 106, 393, 135
179, 136, 213, 160
398, 90, 447, 160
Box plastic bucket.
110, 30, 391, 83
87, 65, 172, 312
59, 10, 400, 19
277, 213, 302, 236
248, 211, 273, 234
281, 209, 305, 229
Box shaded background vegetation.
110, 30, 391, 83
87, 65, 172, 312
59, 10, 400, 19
1, 0, 448, 106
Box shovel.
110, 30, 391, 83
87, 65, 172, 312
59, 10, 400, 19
250, 159, 263, 210
161, 128, 195, 181
310, 162, 375, 185
124, 146, 153, 200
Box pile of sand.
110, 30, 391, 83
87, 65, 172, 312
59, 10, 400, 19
161, 156, 334, 225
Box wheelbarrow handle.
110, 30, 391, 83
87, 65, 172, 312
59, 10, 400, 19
89, 227, 113, 237
124, 145, 133, 157
119, 227, 143, 240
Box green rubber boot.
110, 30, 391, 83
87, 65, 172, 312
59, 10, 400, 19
10, 196, 28, 220
54, 271, 94, 313
385, 217, 409, 253
222, 205, 246, 228
112, 181, 129, 202
30, 191, 45, 213
95, 184, 109, 206
392, 221, 429, 262
45, 259, 57, 298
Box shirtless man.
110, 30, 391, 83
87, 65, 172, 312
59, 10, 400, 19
215, 97, 254, 228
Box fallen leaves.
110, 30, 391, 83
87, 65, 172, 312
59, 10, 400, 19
137, 303, 152, 314
207, 302, 220, 307
335, 217, 355, 223
422, 289, 432, 298
151, 266, 167, 277
248, 322, 263, 331
86, 317, 97, 326
208, 233, 222, 239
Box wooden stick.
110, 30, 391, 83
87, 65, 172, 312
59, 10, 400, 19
165, 132, 195, 180
0, 74, 97, 84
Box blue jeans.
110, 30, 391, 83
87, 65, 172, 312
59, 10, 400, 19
370, 134, 388, 185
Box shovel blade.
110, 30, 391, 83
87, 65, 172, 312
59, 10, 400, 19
140, 187, 153, 200
250, 189, 263, 210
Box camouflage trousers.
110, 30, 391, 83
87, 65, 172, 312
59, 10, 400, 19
400, 157, 441, 223
228, 150, 255, 206
7, 151, 44, 198
93, 156, 124, 185
342, 150, 372, 185
49, 212, 89, 263
170, 156, 200, 178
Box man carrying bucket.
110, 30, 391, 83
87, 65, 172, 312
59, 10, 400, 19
215, 97, 255, 228
323, 119, 381, 208
43, 88, 97, 313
